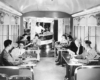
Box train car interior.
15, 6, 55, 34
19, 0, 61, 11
0, 0, 100, 80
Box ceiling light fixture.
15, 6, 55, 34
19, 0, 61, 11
72, 6, 100, 17
0, 1, 22, 16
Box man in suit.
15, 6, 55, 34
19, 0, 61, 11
56, 35, 77, 65
1, 40, 23, 66
65, 35, 78, 54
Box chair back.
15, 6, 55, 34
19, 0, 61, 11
0, 66, 33, 80
0, 73, 7, 80
75, 66, 100, 80
0, 66, 19, 77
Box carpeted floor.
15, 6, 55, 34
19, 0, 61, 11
34, 57, 66, 80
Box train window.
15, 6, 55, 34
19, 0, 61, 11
65, 25, 70, 34
88, 26, 96, 48
0, 24, 19, 52
44, 23, 51, 32
74, 25, 100, 54
96, 27, 100, 53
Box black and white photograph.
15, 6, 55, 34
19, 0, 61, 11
0, 0, 100, 80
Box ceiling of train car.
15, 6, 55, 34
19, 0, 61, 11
0, 0, 100, 14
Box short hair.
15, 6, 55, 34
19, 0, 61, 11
35, 34, 39, 38
62, 34, 65, 37
40, 23, 43, 26
4, 39, 12, 48
36, 22, 39, 26
67, 35, 73, 40
85, 40, 91, 45
62, 34, 67, 39
17, 41, 25, 46
27, 36, 30, 41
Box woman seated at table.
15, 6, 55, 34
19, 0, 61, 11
25, 34, 41, 61
11, 41, 26, 60
74, 39, 84, 55
68, 40, 100, 78
74, 40, 100, 64
1, 40, 23, 66
55, 35, 68, 56
60, 34, 68, 45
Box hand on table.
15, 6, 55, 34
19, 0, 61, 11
72, 55, 78, 58
22, 57, 37, 63
70, 58, 79, 62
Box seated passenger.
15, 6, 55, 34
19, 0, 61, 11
60, 34, 68, 45
1, 40, 23, 66
20, 34, 29, 45
74, 40, 99, 64
55, 35, 67, 59
32, 34, 40, 61
11, 41, 26, 60
56, 35, 77, 65
26, 35, 31, 45
18, 41, 26, 56
25, 34, 41, 61
75, 39, 84, 55
62, 35, 77, 54
25, 34, 40, 48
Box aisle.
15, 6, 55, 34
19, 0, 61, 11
34, 57, 66, 80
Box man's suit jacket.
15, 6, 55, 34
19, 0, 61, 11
1, 49, 14, 66
63, 41, 78, 54
78, 45, 84, 55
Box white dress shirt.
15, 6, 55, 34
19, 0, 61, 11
35, 25, 45, 34
11, 48, 25, 60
